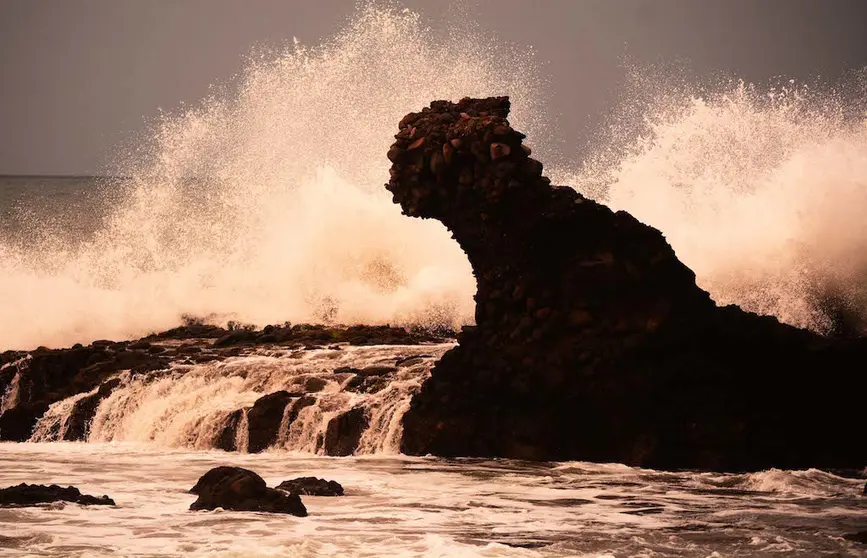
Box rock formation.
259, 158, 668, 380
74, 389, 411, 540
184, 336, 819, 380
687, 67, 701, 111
277, 477, 344, 496
0, 484, 115, 507
390, 96, 867, 472
0, 323, 449, 445
189, 466, 307, 516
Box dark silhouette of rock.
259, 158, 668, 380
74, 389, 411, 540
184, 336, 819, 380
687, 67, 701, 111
0, 483, 114, 507
189, 466, 307, 516
845, 531, 867, 544
246, 391, 293, 453
323, 407, 368, 456
390, 96, 867, 471
277, 477, 344, 496
214, 410, 243, 452
63, 378, 122, 441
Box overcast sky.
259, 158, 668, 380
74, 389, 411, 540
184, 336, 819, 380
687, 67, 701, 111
1, 0, 866, 175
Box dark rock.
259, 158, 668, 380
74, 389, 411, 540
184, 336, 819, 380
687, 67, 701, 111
0, 483, 114, 507
189, 466, 306, 516
63, 378, 122, 441
323, 407, 368, 456
276, 477, 344, 496
0, 403, 48, 441
391, 97, 867, 472
246, 391, 293, 453
357, 366, 396, 377
845, 531, 867, 544
304, 377, 328, 392
214, 410, 243, 452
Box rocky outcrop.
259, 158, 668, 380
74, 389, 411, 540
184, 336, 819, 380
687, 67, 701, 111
246, 391, 294, 453
189, 466, 307, 516
322, 407, 368, 456
390, 96, 867, 472
277, 477, 344, 496
0, 323, 452, 444
0, 484, 115, 507
63, 378, 123, 441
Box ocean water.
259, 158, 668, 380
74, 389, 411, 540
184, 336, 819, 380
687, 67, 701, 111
0, 443, 865, 557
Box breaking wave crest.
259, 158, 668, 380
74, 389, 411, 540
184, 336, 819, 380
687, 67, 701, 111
567, 70, 867, 334
0, 5, 545, 349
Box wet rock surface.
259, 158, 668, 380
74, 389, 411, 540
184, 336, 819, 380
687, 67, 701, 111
323, 407, 369, 456
0, 323, 451, 445
189, 466, 307, 516
0, 483, 115, 507
277, 477, 345, 496
390, 96, 867, 472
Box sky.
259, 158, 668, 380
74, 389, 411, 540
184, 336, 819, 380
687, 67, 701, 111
1, 0, 867, 175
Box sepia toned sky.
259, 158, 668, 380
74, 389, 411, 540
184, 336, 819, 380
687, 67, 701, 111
1, 0, 866, 175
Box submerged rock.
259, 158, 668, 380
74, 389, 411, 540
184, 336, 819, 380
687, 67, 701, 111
277, 477, 344, 496
390, 96, 867, 472
189, 466, 307, 516
0, 483, 114, 507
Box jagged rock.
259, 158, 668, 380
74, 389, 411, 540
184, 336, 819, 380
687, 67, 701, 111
246, 391, 294, 453
323, 407, 368, 456
214, 410, 243, 452
63, 378, 122, 441
0, 483, 114, 507
189, 466, 306, 516
277, 477, 344, 496
0, 404, 48, 441
391, 96, 867, 471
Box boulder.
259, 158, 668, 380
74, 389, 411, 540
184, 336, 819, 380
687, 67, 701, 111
276, 477, 344, 496
390, 96, 867, 472
323, 407, 368, 456
246, 391, 293, 453
189, 466, 306, 516
63, 378, 122, 441
0, 483, 114, 507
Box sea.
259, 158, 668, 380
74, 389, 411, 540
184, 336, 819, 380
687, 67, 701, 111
2, 4, 867, 557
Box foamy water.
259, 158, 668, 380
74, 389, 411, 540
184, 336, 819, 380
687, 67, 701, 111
567, 72, 867, 334
0, 5, 545, 350
0, 443, 864, 557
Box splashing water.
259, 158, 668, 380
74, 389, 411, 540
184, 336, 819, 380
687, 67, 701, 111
3, 3, 867, 350
567, 71, 867, 334
0, 5, 545, 350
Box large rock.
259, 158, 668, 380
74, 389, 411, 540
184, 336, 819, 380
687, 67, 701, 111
322, 407, 368, 456
246, 391, 294, 453
0, 483, 115, 507
63, 378, 123, 441
189, 466, 307, 516
277, 477, 344, 496
390, 96, 867, 472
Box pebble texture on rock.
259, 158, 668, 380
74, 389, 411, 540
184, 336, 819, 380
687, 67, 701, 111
390, 96, 867, 472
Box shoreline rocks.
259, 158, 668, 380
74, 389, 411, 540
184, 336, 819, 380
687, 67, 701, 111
0, 323, 452, 444
0, 483, 115, 507
277, 477, 344, 496
189, 467, 307, 516
389, 96, 867, 472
